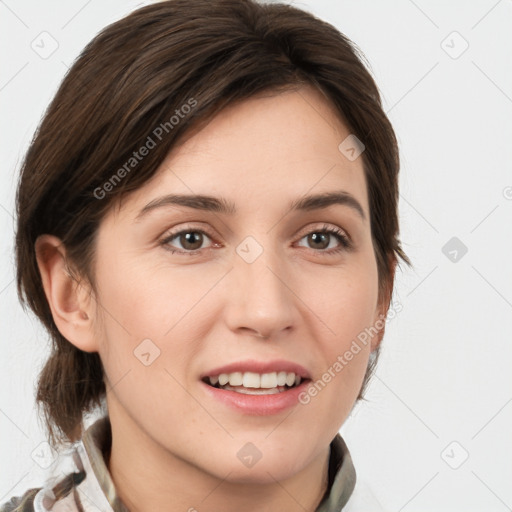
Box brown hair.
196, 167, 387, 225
15, 0, 411, 448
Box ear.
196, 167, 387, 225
370, 255, 397, 352
35, 234, 99, 353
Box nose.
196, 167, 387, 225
222, 240, 297, 340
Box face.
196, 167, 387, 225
90, 85, 385, 483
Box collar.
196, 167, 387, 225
36, 416, 356, 511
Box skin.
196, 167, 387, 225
36, 84, 394, 512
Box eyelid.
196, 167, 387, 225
294, 223, 353, 253
160, 223, 218, 250
160, 221, 352, 254
294, 222, 350, 242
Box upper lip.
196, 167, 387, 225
200, 359, 312, 380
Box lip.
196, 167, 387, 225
200, 378, 311, 416
200, 359, 312, 380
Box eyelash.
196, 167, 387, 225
159, 224, 352, 256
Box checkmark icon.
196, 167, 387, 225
236, 236, 263, 263
31, 31, 59, 59
441, 441, 469, 469
440, 31, 469, 59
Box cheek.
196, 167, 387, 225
95, 252, 206, 337
287, 258, 379, 441
303, 257, 379, 389
92, 258, 201, 418
92, 252, 226, 382
307, 255, 379, 342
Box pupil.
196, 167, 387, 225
309, 232, 328, 249
182, 232, 202, 250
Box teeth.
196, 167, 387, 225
208, 371, 302, 389
221, 385, 284, 395
242, 372, 260, 388
277, 371, 287, 386
229, 372, 243, 386
260, 373, 277, 388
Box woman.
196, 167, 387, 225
3, 0, 410, 510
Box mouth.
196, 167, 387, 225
199, 360, 313, 414
201, 371, 311, 395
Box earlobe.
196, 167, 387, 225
35, 234, 98, 353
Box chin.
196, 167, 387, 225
203, 446, 311, 485
218, 464, 300, 485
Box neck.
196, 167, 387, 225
106, 402, 331, 512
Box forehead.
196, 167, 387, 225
112, 85, 368, 223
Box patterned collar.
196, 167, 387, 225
31, 416, 356, 511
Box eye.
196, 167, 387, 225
160, 223, 352, 256
160, 227, 217, 255
296, 224, 352, 254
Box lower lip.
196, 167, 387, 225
200, 380, 311, 415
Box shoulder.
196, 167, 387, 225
1, 417, 115, 512
0, 488, 41, 512
1, 441, 86, 512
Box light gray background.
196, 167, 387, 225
1, 1, 511, 510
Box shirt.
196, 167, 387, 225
1, 415, 375, 512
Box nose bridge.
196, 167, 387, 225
226, 234, 296, 337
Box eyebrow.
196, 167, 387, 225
134, 190, 366, 222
